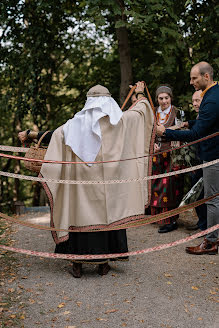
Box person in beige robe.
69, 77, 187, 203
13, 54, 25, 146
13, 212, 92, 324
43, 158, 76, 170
18, 82, 155, 278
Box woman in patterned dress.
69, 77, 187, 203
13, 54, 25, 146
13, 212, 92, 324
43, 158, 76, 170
150, 85, 184, 233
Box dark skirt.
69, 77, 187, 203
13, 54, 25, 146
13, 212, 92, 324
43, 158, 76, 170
55, 230, 129, 264
150, 150, 184, 225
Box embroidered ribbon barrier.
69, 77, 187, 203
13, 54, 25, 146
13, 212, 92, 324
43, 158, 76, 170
0, 159, 218, 185
0, 132, 218, 258
0, 193, 218, 232
0, 224, 218, 260
0, 145, 29, 152
0, 132, 218, 164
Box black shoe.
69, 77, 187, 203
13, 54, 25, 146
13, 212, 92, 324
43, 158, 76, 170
98, 263, 111, 276
158, 222, 178, 233
70, 262, 82, 278
186, 224, 199, 231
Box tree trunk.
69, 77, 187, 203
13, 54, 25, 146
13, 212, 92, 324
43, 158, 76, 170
115, 1, 133, 106
12, 119, 22, 204
32, 182, 41, 206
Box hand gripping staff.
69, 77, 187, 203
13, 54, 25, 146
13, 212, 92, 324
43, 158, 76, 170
121, 81, 155, 115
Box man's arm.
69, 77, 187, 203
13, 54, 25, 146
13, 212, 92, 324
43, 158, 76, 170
159, 101, 217, 142
18, 130, 54, 144
165, 127, 199, 141
188, 120, 196, 128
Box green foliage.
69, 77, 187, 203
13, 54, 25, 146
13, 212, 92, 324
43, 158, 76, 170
171, 144, 197, 167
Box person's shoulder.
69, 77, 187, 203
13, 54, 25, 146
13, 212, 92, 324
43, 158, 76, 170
204, 84, 219, 103
52, 125, 65, 138
132, 98, 152, 111
54, 125, 64, 132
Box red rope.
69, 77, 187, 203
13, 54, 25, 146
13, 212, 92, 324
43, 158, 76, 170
0, 132, 218, 165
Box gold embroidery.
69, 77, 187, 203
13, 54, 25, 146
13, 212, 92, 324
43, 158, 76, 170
201, 82, 217, 97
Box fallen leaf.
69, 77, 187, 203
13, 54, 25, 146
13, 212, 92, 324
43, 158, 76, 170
96, 318, 108, 321
10, 314, 16, 319
20, 314, 25, 320
164, 273, 172, 277
105, 309, 118, 314
62, 311, 71, 315
18, 285, 24, 289
76, 302, 82, 307
8, 278, 16, 283
29, 299, 35, 304
209, 297, 219, 303
198, 318, 203, 321
210, 290, 217, 295
167, 281, 172, 285
57, 302, 65, 308
191, 286, 199, 290
63, 296, 71, 300
123, 299, 131, 303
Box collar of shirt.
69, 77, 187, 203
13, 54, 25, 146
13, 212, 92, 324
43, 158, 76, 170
201, 81, 217, 98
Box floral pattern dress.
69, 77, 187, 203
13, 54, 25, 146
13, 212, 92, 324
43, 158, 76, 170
150, 106, 184, 225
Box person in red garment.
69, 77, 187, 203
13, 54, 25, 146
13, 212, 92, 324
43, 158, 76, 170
150, 85, 184, 233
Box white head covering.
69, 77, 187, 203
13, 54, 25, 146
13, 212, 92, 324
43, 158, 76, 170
63, 85, 122, 166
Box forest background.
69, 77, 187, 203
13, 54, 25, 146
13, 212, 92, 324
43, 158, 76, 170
0, 0, 218, 213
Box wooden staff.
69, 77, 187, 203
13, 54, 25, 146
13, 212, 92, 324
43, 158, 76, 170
121, 81, 155, 115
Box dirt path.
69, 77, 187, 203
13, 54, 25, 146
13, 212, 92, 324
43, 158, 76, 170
1, 211, 218, 328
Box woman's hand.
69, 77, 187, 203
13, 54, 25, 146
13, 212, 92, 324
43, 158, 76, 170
135, 81, 145, 94
154, 143, 161, 153
18, 131, 28, 143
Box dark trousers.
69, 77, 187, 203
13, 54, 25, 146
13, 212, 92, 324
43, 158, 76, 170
191, 169, 207, 231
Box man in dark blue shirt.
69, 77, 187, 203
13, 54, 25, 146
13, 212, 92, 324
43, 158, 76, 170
157, 61, 219, 255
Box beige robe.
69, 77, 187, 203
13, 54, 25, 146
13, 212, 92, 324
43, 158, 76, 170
40, 99, 155, 243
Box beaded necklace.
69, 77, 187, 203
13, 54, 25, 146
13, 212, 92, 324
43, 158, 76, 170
156, 106, 172, 124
